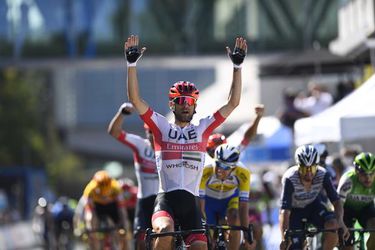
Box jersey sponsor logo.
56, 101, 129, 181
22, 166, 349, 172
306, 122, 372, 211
348, 194, 374, 203
168, 127, 197, 140
165, 161, 199, 171
165, 142, 200, 152
295, 191, 319, 201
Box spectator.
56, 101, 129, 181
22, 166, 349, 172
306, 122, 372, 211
341, 144, 363, 170
334, 80, 355, 103
294, 82, 333, 115
277, 88, 308, 130
330, 155, 347, 186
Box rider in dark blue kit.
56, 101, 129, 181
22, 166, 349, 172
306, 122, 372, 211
279, 144, 349, 250
51, 197, 74, 244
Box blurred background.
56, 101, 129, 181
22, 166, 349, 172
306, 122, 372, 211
1, 0, 374, 249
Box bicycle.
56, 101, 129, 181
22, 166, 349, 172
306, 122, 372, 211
346, 228, 375, 250
283, 219, 344, 250
144, 223, 206, 250
204, 223, 254, 250
54, 219, 74, 250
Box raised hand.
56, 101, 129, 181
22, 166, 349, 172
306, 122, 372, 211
119, 102, 134, 115
254, 104, 265, 117
124, 35, 146, 66
226, 37, 247, 67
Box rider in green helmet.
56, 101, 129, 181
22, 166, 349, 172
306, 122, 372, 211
354, 152, 375, 177
337, 152, 375, 250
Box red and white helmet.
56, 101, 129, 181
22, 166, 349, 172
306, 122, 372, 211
168, 81, 199, 100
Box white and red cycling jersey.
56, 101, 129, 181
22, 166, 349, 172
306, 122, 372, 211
141, 108, 225, 196
117, 131, 158, 199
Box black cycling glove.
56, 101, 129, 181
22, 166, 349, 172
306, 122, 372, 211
229, 47, 246, 67
125, 46, 142, 65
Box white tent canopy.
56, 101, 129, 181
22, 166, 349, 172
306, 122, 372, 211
294, 75, 375, 146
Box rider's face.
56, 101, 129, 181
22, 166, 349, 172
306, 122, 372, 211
357, 171, 375, 188
214, 162, 233, 180
298, 165, 317, 182
172, 100, 196, 123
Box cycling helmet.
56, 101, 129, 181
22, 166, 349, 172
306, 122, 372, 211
214, 144, 240, 166
295, 144, 320, 167
207, 133, 227, 153
93, 170, 111, 186
354, 152, 375, 174
168, 81, 199, 100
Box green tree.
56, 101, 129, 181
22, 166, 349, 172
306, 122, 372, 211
0, 68, 85, 198
0, 68, 46, 165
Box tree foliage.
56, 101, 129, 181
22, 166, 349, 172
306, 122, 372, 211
0, 68, 85, 198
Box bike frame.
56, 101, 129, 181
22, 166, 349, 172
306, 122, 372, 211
144, 227, 207, 250
204, 224, 254, 250
283, 227, 344, 250
348, 228, 375, 250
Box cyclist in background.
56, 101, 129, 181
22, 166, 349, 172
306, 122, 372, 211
108, 102, 158, 250
337, 152, 375, 250
83, 170, 128, 250
279, 144, 349, 250
205, 104, 264, 165
32, 197, 53, 248
204, 105, 264, 249
199, 144, 255, 250
125, 34, 247, 249
50, 196, 75, 249
118, 178, 138, 233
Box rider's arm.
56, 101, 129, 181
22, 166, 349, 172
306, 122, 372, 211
324, 173, 349, 238
336, 172, 352, 204
124, 35, 149, 115
240, 104, 264, 147
113, 181, 128, 228
199, 198, 206, 220
199, 167, 212, 220
108, 108, 125, 138
108, 102, 134, 138
239, 201, 249, 228
279, 177, 293, 239
218, 37, 247, 118
237, 166, 251, 228
279, 209, 291, 241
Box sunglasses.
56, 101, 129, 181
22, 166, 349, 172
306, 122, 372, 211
172, 96, 196, 106
298, 164, 317, 175
216, 161, 233, 171
356, 168, 375, 176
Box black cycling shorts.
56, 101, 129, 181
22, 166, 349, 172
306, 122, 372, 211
94, 201, 120, 225
153, 190, 203, 231
287, 198, 336, 249
344, 203, 375, 246
133, 194, 156, 234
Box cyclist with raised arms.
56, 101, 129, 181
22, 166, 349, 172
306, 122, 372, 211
337, 152, 375, 250
279, 144, 349, 250
199, 144, 255, 250
108, 102, 158, 250
124, 35, 247, 250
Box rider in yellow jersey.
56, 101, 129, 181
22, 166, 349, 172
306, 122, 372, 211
83, 170, 129, 250
199, 144, 255, 250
